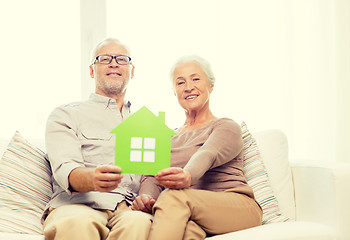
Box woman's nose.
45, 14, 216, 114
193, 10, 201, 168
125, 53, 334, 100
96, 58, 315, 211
184, 82, 194, 91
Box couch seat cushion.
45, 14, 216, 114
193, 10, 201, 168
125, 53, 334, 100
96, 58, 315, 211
206, 221, 335, 240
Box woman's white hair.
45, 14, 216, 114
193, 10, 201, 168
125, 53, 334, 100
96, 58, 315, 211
90, 38, 132, 64
169, 55, 216, 86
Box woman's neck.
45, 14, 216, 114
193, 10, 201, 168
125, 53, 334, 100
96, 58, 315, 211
178, 108, 217, 134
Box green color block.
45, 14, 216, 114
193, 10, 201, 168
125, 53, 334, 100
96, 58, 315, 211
111, 106, 176, 175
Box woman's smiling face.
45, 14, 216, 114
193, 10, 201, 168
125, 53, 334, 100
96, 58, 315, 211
173, 62, 214, 113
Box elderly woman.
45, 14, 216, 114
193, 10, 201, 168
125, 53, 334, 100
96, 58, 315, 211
131, 55, 262, 240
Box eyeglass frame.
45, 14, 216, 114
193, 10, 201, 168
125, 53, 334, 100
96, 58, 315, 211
93, 55, 132, 65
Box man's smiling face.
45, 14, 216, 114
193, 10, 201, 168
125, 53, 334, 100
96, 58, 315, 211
90, 42, 134, 98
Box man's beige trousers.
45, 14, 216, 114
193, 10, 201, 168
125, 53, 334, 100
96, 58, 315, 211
43, 201, 153, 240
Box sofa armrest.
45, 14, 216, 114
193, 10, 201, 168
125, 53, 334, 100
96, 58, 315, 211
291, 161, 350, 240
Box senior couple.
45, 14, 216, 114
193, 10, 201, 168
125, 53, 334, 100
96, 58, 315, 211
42, 38, 262, 240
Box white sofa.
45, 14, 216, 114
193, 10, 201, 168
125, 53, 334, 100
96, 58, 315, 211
0, 128, 349, 240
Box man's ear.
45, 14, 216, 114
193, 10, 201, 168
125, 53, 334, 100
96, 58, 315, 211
89, 65, 95, 78
130, 65, 135, 79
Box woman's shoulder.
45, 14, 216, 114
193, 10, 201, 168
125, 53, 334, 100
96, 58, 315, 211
213, 118, 241, 130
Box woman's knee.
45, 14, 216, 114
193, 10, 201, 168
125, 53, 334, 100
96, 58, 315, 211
157, 189, 187, 202
153, 189, 191, 212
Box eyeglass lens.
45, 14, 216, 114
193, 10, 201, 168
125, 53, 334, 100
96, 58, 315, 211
96, 55, 130, 65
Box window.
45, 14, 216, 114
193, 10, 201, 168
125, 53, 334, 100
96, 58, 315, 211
130, 137, 156, 162
0, 0, 80, 140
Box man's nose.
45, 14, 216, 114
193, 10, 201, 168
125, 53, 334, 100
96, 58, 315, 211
109, 58, 119, 67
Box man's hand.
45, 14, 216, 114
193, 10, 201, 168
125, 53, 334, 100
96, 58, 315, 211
69, 165, 123, 193
155, 167, 192, 189
131, 194, 156, 213
93, 165, 123, 192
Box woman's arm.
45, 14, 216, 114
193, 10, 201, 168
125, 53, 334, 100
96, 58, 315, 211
131, 175, 164, 213
155, 167, 192, 189
153, 119, 243, 190
150, 119, 243, 189
184, 119, 243, 184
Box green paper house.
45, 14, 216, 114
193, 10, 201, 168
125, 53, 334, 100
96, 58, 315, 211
111, 106, 177, 175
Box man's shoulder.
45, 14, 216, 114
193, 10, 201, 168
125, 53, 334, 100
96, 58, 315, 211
57, 99, 88, 110
60, 101, 84, 108
50, 100, 89, 117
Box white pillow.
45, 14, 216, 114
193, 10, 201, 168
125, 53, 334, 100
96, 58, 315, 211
0, 139, 9, 157
254, 129, 296, 220
0, 131, 51, 234
241, 122, 290, 224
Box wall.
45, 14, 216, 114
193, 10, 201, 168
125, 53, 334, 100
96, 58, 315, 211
0, 0, 80, 139
103, 0, 350, 162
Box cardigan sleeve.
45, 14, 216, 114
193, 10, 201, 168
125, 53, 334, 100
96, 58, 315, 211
138, 175, 164, 200
183, 119, 243, 185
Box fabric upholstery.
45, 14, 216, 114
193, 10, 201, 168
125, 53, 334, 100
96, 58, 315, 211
241, 122, 290, 224
0, 131, 51, 234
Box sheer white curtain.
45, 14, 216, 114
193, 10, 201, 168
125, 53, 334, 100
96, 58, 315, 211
102, 0, 350, 162
0, 0, 81, 139
5, 1, 347, 163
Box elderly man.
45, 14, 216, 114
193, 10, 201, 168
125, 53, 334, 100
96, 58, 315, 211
43, 38, 152, 240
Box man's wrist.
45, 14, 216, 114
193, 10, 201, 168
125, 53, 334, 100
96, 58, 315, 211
68, 167, 95, 192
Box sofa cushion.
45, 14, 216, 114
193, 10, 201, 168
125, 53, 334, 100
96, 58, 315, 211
0, 131, 51, 234
254, 129, 296, 220
206, 221, 335, 240
241, 122, 289, 224
0, 232, 45, 240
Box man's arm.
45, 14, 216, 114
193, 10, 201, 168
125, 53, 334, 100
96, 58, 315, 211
46, 106, 123, 193
69, 165, 123, 193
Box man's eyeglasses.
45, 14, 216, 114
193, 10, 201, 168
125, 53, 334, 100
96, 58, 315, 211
93, 55, 132, 65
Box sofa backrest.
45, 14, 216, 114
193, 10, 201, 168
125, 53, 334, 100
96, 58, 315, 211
0, 129, 295, 221
254, 129, 296, 220
0, 138, 45, 157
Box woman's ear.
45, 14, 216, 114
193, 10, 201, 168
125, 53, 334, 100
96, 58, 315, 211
209, 84, 214, 93
173, 86, 178, 96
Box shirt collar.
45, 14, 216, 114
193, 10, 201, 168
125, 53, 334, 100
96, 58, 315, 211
89, 93, 131, 110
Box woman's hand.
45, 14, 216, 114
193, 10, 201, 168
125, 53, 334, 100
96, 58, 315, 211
155, 167, 192, 189
131, 194, 156, 213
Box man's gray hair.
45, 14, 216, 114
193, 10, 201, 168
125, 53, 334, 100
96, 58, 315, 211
90, 38, 132, 64
169, 55, 216, 86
